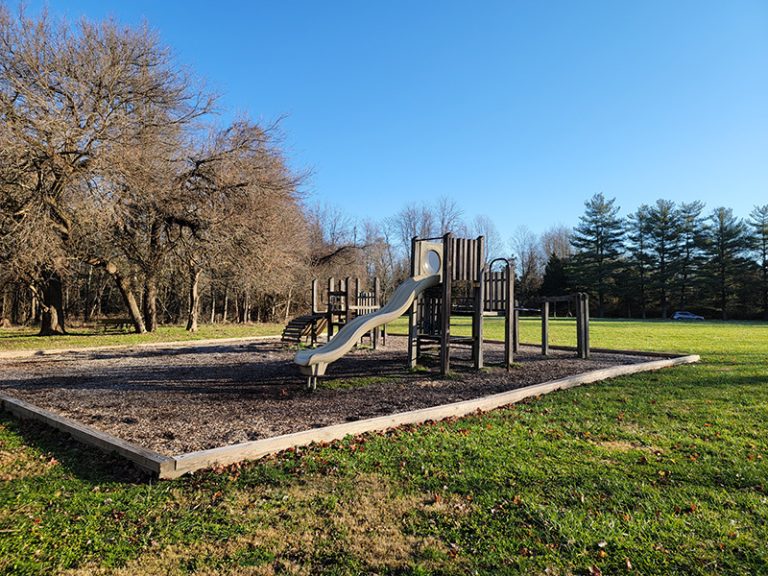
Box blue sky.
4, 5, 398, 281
16, 1, 768, 240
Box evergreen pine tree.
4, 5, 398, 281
570, 193, 625, 317
748, 205, 768, 320
648, 199, 681, 318
540, 253, 568, 296
703, 207, 749, 320
626, 204, 653, 318
676, 201, 707, 310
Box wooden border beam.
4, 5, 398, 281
0, 394, 174, 476
166, 353, 700, 479
0, 351, 701, 480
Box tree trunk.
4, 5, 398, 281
762, 259, 768, 321
186, 263, 202, 332
38, 272, 67, 335
0, 284, 12, 327
83, 267, 93, 323
222, 288, 229, 322
597, 291, 605, 318
116, 275, 147, 333
143, 274, 159, 332
210, 285, 216, 324
30, 290, 40, 326
92, 260, 146, 333
284, 287, 293, 323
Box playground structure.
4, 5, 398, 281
295, 233, 516, 388
406, 234, 515, 374
294, 232, 592, 388
539, 294, 590, 358
282, 277, 383, 347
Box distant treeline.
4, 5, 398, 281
550, 194, 768, 320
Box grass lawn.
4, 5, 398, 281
1, 319, 767, 575
0, 323, 284, 353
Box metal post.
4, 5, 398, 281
541, 301, 549, 356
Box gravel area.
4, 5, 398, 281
0, 336, 657, 456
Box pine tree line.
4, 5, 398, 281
560, 194, 768, 320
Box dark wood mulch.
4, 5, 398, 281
0, 336, 655, 455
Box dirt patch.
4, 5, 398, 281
595, 440, 662, 453
0, 336, 657, 456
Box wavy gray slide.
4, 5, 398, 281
294, 274, 440, 379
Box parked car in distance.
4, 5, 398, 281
672, 311, 704, 320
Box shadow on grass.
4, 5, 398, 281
1, 412, 154, 485
0, 330, 110, 340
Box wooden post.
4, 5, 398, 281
576, 294, 584, 358
354, 278, 361, 315
407, 237, 419, 369
327, 277, 334, 339
345, 276, 352, 326
373, 277, 381, 350
440, 233, 453, 375
473, 266, 485, 369
473, 237, 485, 369
541, 301, 549, 356
513, 300, 519, 354
581, 293, 590, 359
311, 279, 318, 315
505, 262, 514, 368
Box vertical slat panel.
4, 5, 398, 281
464, 239, 471, 281
468, 239, 474, 281
465, 238, 470, 281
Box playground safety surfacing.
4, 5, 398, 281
0, 336, 698, 478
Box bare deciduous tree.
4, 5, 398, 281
540, 224, 572, 260
472, 214, 505, 262
510, 225, 543, 305
0, 6, 211, 334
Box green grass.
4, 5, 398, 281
389, 314, 768, 355
1, 320, 767, 575
0, 323, 284, 352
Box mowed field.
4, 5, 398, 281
1, 319, 766, 575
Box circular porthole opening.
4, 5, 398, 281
422, 249, 441, 275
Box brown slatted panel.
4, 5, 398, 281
466, 238, 471, 281
453, 238, 461, 281
469, 239, 475, 282
465, 239, 471, 281
452, 238, 459, 281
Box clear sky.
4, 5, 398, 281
14, 0, 768, 240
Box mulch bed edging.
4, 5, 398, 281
0, 352, 700, 479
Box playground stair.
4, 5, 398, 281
281, 313, 327, 344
